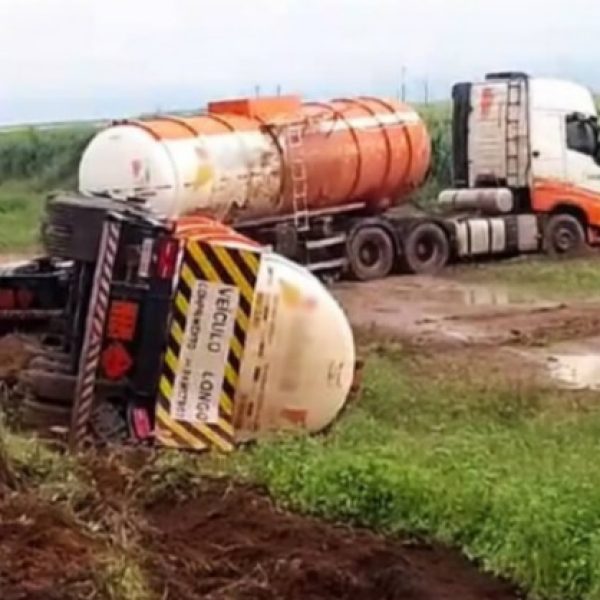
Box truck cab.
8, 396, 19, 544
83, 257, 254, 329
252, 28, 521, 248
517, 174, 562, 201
452, 72, 600, 254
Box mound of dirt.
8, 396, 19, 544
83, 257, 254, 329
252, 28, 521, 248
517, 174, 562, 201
0, 495, 96, 600
144, 481, 518, 600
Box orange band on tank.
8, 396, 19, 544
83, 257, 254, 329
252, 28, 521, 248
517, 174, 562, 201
175, 215, 260, 247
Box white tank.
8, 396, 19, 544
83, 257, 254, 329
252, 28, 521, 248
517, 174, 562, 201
235, 252, 355, 439
154, 216, 356, 451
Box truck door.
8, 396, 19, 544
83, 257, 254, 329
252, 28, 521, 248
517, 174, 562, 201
563, 115, 600, 195
530, 109, 566, 183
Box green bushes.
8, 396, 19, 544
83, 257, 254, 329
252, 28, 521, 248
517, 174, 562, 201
0, 182, 45, 250
418, 102, 453, 200
242, 354, 600, 600
0, 126, 96, 250
0, 126, 96, 189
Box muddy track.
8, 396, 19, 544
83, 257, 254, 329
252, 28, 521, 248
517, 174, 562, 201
334, 276, 600, 349
335, 275, 600, 390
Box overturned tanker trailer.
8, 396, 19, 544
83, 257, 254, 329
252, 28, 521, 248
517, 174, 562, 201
4, 193, 358, 451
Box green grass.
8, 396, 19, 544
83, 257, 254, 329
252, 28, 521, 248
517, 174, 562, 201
0, 125, 96, 252
455, 257, 600, 298
0, 126, 95, 189
0, 181, 44, 252
231, 352, 600, 600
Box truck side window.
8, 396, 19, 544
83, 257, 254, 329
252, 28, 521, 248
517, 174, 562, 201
566, 118, 597, 156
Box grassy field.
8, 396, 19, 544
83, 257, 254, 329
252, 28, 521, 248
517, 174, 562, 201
0, 125, 95, 251
455, 256, 600, 298
232, 350, 600, 600
0, 182, 45, 252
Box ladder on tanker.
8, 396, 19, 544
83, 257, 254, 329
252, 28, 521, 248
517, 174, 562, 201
505, 79, 523, 187
285, 124, 310, 232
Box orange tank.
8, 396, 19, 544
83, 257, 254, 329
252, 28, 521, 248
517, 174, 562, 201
79, 95, 431, 223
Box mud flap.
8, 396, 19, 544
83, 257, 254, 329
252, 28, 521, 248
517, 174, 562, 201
155, 240, 262, 452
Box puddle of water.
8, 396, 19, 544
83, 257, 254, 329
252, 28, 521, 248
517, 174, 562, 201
546, 354, 600, 390
458, 284, 544, 307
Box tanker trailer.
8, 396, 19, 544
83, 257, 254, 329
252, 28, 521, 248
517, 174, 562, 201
79, 95, 432, 280
16, 193, 358, 451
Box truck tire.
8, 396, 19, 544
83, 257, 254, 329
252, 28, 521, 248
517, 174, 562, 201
347, 226, 395, 281
401, 222, 450, 275
543, 214, 586, 257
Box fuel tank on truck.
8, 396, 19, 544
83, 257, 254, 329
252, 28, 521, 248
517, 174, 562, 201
79, 95, 431, 224
154, 215, 356, 451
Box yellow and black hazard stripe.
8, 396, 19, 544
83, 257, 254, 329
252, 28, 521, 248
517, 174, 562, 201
155, 240, 261, 452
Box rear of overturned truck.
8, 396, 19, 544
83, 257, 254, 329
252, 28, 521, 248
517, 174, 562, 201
21, 195, 356, 451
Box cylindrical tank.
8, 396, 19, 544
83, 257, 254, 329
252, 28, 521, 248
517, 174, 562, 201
155, 214, 356, 450
438, 188, 514, 215
79, 95, 431, 223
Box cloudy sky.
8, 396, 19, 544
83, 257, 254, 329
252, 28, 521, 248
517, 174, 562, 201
0, 0, 597, 124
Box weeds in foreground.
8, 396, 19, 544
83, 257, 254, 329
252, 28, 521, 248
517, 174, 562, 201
96, 551, 154, 600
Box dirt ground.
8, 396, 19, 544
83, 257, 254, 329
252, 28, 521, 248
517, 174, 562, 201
0, 494, 97, 600
144, 480, 519, 600
0, 476, 520, 600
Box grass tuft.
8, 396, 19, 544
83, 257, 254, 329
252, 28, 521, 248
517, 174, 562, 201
96, 551, 154, 600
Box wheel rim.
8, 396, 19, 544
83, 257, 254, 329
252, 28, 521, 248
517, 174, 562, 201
359, 241, 380, 267
415, 235, 437, 263
555, 228, 576, 253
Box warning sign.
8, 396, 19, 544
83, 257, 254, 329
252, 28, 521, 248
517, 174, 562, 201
171, 280, 239, 424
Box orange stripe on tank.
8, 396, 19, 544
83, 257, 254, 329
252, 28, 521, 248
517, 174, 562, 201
175, 217, 259, 247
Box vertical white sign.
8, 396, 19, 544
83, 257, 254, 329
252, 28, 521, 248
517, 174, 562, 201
171, 280, 239, 424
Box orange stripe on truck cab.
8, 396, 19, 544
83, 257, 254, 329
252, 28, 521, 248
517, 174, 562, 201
532, 178, 600, 227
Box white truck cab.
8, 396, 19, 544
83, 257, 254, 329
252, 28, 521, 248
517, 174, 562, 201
449, 72, 600, 255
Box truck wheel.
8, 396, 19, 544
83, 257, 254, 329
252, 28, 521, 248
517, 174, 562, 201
347, 226, 395, 281
543, 214, 586, 257
401, 222, 450, 275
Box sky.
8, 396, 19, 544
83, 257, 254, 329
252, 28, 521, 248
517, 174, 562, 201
0, 0, 598, 125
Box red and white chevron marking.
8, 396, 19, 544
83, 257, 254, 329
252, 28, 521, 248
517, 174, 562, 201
69, 219, 121, 450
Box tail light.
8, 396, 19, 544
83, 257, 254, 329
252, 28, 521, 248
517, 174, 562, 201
155, 238, 180, 279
